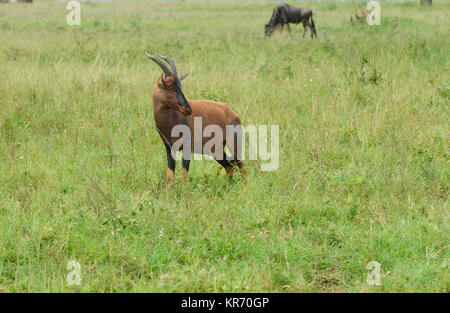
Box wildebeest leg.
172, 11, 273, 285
302, 20, 308, 37
286, 23, 291, 34
303, 20, 313, 38
165, 144, 175, 182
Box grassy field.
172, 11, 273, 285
0, 0, 448, 292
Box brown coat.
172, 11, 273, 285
151, 74, 246, 182
152, 77, 241, 153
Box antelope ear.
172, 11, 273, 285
179, 72, 190, 82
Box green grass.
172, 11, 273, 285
0, 0, 448, 292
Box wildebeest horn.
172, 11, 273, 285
145, 52, 172, 77
159, 55, 178, 77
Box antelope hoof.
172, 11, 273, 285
180, 168, 189, 182
225, 167, 234, 178
167, 168, 174, 182
241, 166, 248, 185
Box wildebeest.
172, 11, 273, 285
145, 53, 247, 183
265, 3, 317, 38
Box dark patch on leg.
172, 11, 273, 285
215, 151, 233, 177
165, 144, 175, 172
165, 144, 175, 182
216, 158, 233, 170
182, 158, 190, 171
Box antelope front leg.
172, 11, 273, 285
181, 157, 190, 182
165, 144, 175, 182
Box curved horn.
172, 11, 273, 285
145, 52, 172, 76
159, 55, 178, 77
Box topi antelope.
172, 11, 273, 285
145, 53, 247, 183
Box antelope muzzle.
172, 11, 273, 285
175, 82, 192, 116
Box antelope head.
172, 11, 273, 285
145, 52, 192, 116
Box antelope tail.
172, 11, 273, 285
311, 13, 317, 37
